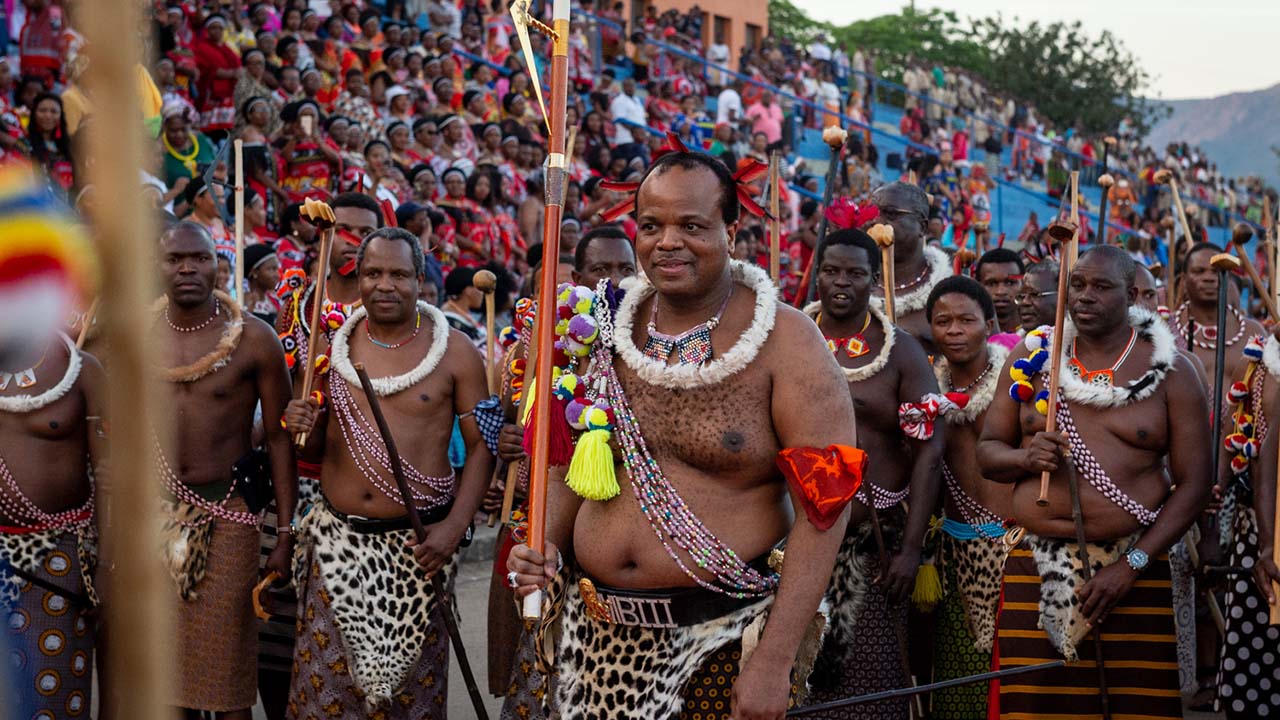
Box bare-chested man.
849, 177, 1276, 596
925, 277, 1009, 719
975, 248, 1025, 335
1135, 263, 1209, 386
283, 228, 494, 718
1172, 242, 1264, 386
509, 151, 861, 719
1016, 260, 1058, 335
979, 245, 1211, 720
0, 301, 108, 720
153, 221, 296, 720
870, 181, 950, 352
802, 227, 943, 718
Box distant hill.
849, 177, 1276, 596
1147, 84, 1280, 186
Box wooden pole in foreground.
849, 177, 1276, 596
1067, 171, 1080, 268
1036, 218, 1078, 506
233, 139, 245, 303
75, 297, 100, 349
82, 0, 172, 716
295, 199, 336, 448
768, 151, 781, 284
869, 224, 895, 321
474, 270, 498, 395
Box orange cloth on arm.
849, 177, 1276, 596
776, 445, 866, 531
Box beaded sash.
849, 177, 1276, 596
855, 481, 909, 510
942, 462, 1003, 536
1054, 396, 1161, 526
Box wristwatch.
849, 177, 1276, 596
1125, 547, 1150, 572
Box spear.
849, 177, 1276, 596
233, 139, 245, 303
768, 151, 782, 284
804, 126, 848, 304
511, 0, 571, 622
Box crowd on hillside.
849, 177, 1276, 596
0, 0, 1276, 308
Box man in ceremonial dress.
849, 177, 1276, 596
153, 221, 297, 720
869, 182, 951, 352
283, 228, 496, 718
802, 227, 943, 719
979, 246, 1211, 720
925, 277, 1010, 719
1172, 242, 1263, 385
509, 151, 863, 720
0, 306, 108, 720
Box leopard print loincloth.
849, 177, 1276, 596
0, 526, 98, 609
159, 499, 216, 601
1027, 532, 1139, 662
554, 585, 778, 719
945, 531, 1013, 653
293, 502, 460, 710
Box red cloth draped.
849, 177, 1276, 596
776, 445, 866, 531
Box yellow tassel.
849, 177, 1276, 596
911, 560, 942, 612
565, 429, 619, 501
520, 376, 537, 426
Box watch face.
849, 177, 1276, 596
1128, 548, 1149, 569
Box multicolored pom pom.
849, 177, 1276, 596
1033, 389, 1050, 416
1010, 380, 1034, 403
1230, 454, 1250, 475
1244, 335, 1265, 361
313, 353, 330, 375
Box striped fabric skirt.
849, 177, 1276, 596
997, 540, 1182, 720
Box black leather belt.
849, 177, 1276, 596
577, 551, 777, 628
323, 496, 472, 545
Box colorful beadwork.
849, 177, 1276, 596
1225, 335, 1267, 477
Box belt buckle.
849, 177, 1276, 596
578, 578, 614, 624
578, 578, 677, 629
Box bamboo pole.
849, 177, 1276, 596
1154, 169, 1194, 252
233, 139, 245, 303
82, 0, 171, 716
768, 151, 781, 284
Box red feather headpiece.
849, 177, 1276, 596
598, 132, 771, 222
823, 197, 879, 231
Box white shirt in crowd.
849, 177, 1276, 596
808, 40, 832, 63
716, 86, 743, 125
610, 91, 647, 144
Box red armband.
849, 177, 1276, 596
776, 445, 867, 531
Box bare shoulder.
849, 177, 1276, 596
1245, 318, 1267, 339
889, 327, 930, 367
769, 301, 824, 349
241, 313, 286, 360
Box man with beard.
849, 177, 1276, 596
870, 182, 951, 352
1171, 242, 1264, 385
153, 221, 296, 720
1016, 260, 1059, 334
801, 227, 944, 718
925, 277, 1010, 719
283, 228, 495, 718
979, 245, 1211, 720
508, 152, 861, 719
975, 248, 1025, 335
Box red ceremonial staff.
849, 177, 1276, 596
512, 0, 571, 621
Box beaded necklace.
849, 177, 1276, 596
166, 296, 221, 333
1173, 302, 1245, 350
888, 245, 951, 315
329, 372, 457, 508
856, 481, 910, 510
153, 436, 260, 527
1067, 328, 1137, 386
1054, 396, 1161, 526
587, 334, 778, 598
641, 285, 733, 365
0, 452, 94, 531
366, 311, 421, 349
805, 301, 896, 383
818, 310, 871, 359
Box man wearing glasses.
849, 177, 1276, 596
1016, 259, 1059, 335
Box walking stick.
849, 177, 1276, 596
1064, 457, 1111, 720
233, 139, 245, 304
1229, 223, 1280, 321
474, 270, 498, 395
862, 487, 924, 719
1066, 171, 1080, 269
295, 198, 337, 448
1096, 173, 1114, 246
511, 0, 571, 622
786, 660, 1065, 716
76, 297, 100, 349
868, 224, 895, 322
806, 126, 848, 304
768, 151, 781, 284
353, 363, 492, 720
1210, 254, 1241, 491
1035, 215, 1078, 507
1153, 169, 1195, 252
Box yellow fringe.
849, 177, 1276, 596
565, 429, 619, 501
912, 560, 942, 612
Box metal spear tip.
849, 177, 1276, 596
1152, 168, 1174, 185
1210, 253, 1241, 272
473, 269, 498, 293
867, 223, 895, 248
1231, 222, 1255, 247
822, 126, 849, 149
1097, 173, 1115, 188
301, 197, 337, 228
1046, 220, 1077, 244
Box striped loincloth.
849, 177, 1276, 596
997, 538, 1182, 720
172, 495, 261, 712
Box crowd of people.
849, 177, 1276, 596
3, 1, 1280, 720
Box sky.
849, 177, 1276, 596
791, 0, 1280, 100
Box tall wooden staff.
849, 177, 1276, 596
351, 364, 492, 720
233, 139, 245, 303
1066, 172, 1080, 268
1209, 254, 1241, 508
1035, 205, 1079, 506
869, 224, 895, 321
1153, 169, 1195, 252
76, 297, 100, 349
1229, 223, 1279, 321
82, 0, 170, 715
802, 126, 848, 304
295, 198, 337, 448
768, 151, 782, 284
474, 270, 499, 394
512, 0, 571, 621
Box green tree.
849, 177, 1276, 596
768, 0, 829, 43
832, 6, 987, 84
